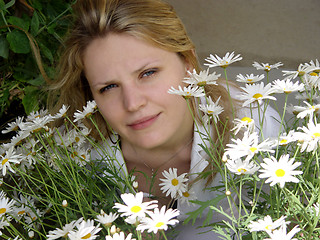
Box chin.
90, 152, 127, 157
132, 135, 166, 150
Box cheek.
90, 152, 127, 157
94, 98, 120, 124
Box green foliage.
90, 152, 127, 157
0, 0, 74, 131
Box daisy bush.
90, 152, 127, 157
168, 55, 320, 239
1, 53, 320, 240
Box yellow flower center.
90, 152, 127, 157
237, 168, 247, 173
2, 158, 8, 166
313, 132, 320, 138
253, 93, 263, 99
275, 169, 285, 177
18, 210, 25, 215
131, 206, 142, 213
280, 139, 288, 144
0, 208, 6, 214
82, 233, 91, 239
265, 224, 272, 230
241, 117, 252, 123
197, 81, 206, 87
171, 178, 179, 186
310, 72, 318, 76
182, 191, 190, 197
250, 147, 257, 153
75, 137, 80, 143
247, 79, 253, 82
156, 222, 165, 228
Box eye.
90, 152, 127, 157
99, 83, 118, 93
141, 69, 157, 78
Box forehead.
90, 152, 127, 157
83, 33, 185, 80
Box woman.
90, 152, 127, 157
50, 0, 279, 238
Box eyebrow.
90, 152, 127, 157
92, 59, 161, 87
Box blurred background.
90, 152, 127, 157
167, 0, 319, 70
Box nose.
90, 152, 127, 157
122, 84, 147, 112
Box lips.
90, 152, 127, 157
128, 113, 160, 130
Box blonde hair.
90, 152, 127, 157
49, 0, 234, 179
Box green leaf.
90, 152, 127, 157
0, 0, 15, 11
30, 11, 40, 36
184, 194, 226, 225
0, 0, 4, 11
6, 29, 30, 54
28, 75, 45, 86
4, 0, 15, 10
7, 16, 30, 31
39, 42, 53, 64
22, 86, 39, 114
47, 22, 57, 34
0, 35, 9, 59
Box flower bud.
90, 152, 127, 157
62, 200, 68, 208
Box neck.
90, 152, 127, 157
122, 136, 193, 171
121, 135, 193, 207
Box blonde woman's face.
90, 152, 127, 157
83, 33, 193, 151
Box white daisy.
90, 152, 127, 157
274, 130, 297, 146
248, 215, 287, 233
259, 154, 302, 188
204, 51, 242, 68
183, 69, 220, 86
312, 203, 319, 215
224, 131, 274, 162
293, 101, 320, 119
8, 236, 23, 240
69, 129, 87, 146
199, 96, 224, 123
167, 85, 205, 99
53, 104, 70, 119
69, 146, 91, 167
26, 109, 49, 121
304, 59, 320, 73
282, 63, 309, 80
137, 206, 180, 234
226, 158, 259, 175
113, 192, 158, 220
178, 187, 197, 206
2, 130, 31, 150
105, 232, 136, 240
238, 82, 276, 107
0, 217, 10, 230
0, 195, 16, 217
11, 204, 29, 221
252, 62, 283, 72
68, 218, 101, 240
294, 91, 318, 102
272, 79, 304, 94
303, 73, 320, 90
46, 219, 82, 239
265, 224, 301, 240
236, 73, 265, 84
1, 116, 24, 134
231, 117, 255, 135
295, 120, 320, 152
20, 115, 53, 133
95, 210, 119, 227
0, 146, 22, 176
159, 168, 188, 199
73, 100, 97, 122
